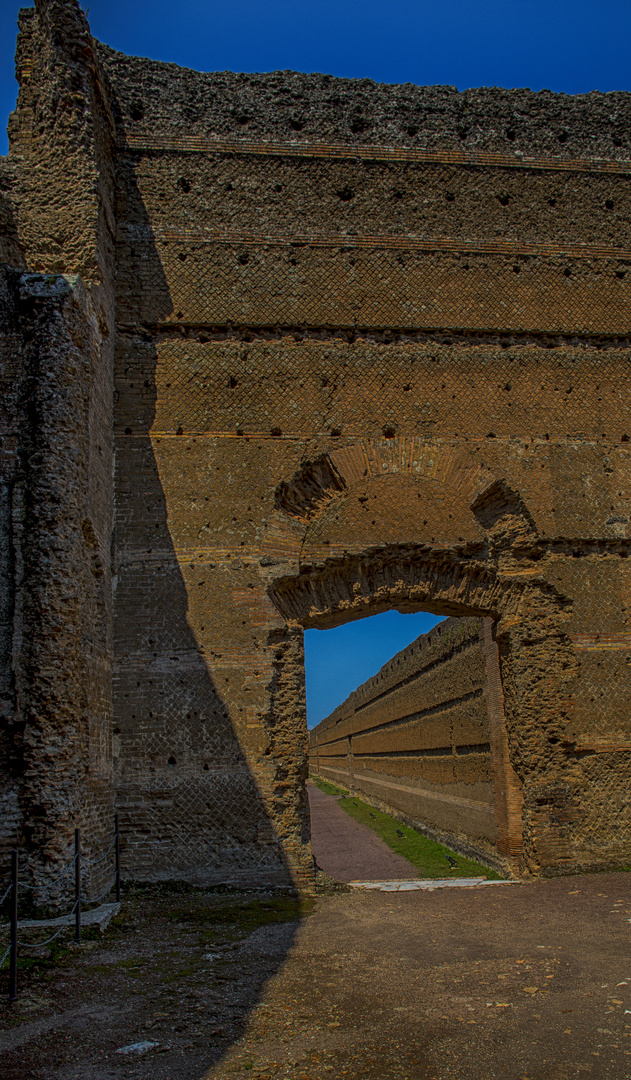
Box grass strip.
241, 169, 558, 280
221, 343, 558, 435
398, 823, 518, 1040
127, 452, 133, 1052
310, 775, 502, 880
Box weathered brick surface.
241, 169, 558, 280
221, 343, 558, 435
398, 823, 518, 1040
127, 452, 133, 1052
0, 0, 116, 901
0, 267, 23, 864
0, 270, 115, 899
1, 0, 631, 894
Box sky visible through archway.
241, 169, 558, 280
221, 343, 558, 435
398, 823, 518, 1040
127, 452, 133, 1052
305, 610, 444, 728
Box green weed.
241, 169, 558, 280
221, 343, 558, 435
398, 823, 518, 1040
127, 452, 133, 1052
9, 938, 73, 974
310, 776, 501, 879
116, 957, 144, 977
165, 895, 313, 942
311, 776, 347, 797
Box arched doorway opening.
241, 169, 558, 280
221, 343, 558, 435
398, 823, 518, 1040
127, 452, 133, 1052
265, 445, 578, 880
305, 609, 519, 875
270, 560, 536, 873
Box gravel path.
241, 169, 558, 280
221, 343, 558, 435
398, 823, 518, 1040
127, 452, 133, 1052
3, 872, 631, 1079
307, 781, 419, 882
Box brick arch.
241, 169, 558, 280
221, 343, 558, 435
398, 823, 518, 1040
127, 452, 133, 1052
273, 438, 495, 521
263, 438, 499, 566
327, 437, 494, 501
270, 541, 501, 628
267, 456, 581, 874
266, 437, 540, 570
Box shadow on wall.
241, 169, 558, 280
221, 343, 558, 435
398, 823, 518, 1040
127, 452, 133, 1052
111, 121, 297, 895
109, 149, 304, 1069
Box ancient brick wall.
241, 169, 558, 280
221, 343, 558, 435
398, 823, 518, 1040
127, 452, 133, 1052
2, 0, 631, 892
309, 617, 522, 867
0, 266, 23, 863
99, 43, 631, 881
0, 269, 116, 895
0, 168, 26, 836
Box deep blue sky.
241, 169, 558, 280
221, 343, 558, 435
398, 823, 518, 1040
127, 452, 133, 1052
3, 1, 631, 156
305, 611, 443, 727
2, 0, 629, 723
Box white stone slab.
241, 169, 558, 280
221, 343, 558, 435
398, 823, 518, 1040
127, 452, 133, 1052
348, 877, 520, 892
18, 902, 120, 931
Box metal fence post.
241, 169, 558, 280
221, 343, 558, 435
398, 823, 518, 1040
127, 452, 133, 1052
8, 849, 18, 1002
74, 829, 81, 944
114, 813, 121, 903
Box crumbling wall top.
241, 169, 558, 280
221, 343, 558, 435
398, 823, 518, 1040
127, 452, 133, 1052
96, 41, 631, 159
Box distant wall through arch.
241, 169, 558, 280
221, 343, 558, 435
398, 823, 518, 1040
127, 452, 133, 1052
308, 615, 523, 872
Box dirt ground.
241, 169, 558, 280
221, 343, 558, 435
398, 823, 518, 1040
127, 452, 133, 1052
1, 872, 631, 1080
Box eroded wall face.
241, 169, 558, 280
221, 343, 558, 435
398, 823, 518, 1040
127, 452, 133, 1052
102, 44, 631, 882
0, 268, 115, 891
4, 1, 631, 890
0, 267, 23, 862
0, 1, 116, 897
309, 619, 502, 856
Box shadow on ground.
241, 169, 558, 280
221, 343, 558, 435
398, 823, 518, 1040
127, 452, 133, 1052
2, 872, 631, 1079
0, 884, 311, 1079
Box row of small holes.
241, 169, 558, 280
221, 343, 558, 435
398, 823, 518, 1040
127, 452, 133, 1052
128, 105, 626, 148
177, 177, 619, 211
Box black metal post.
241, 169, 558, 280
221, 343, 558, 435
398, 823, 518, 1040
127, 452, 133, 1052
114, 813, 121, 903
8, 849, 18, 1002
74, 828, 81, 944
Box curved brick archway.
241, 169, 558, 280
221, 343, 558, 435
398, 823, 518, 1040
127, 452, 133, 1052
268, 455, 578, 875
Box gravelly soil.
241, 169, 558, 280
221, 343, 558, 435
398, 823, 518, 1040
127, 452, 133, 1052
1, 873, 631, 1080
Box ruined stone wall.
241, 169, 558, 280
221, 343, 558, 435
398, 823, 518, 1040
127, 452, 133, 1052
97, 42, 631, 882
0, 266, 117, 893
309, 617, 523, 866
0, 0, 116, 897
0, 158, 24, 269
2, 0, 631, 891
0, 163, 26, 832
0, 266, 23, 863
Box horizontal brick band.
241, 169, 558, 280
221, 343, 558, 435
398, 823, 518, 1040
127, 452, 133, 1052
118, 133, 631, 178
574, 741, 631, 752
123, 223, 631, 263
117, 230, 631, 335
319, 765, 496, 816
570, 633, 631, 650
317, 689, 484, 747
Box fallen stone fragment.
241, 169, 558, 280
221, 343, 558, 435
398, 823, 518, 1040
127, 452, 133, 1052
114, 1041, 159, 1055
19, 902, 121, 932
